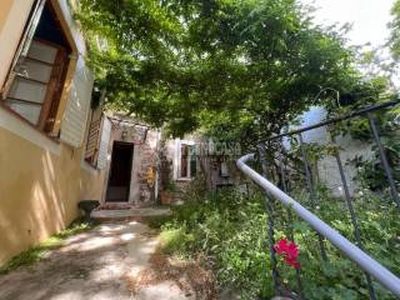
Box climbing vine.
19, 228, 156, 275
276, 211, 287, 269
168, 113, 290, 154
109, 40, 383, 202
73, 0, 369, 146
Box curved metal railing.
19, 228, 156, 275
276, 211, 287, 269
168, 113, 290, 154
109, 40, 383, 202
237, 154, 400, 298
236, 101, 400, 299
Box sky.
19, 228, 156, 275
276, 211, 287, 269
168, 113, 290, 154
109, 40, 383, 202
301, 0, 395, 47
296, 1, 398, 132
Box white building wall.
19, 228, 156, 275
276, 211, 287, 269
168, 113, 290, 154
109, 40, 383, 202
295, 106, 373, 196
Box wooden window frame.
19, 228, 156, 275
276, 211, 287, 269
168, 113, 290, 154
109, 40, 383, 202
177, 142, 197, 180
1, 0, 72, 135
35, 38, 70, 133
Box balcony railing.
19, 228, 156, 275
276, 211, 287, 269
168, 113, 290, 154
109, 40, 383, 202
237, 100, 400, 299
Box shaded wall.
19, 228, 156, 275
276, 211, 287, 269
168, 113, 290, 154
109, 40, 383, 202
0, 124, 104, 264
0, 0, 106, 265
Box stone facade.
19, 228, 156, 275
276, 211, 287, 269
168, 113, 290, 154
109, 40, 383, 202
104, 123, 238, 206
137, 129, 160, 205
104, 115, 160, 206
162, 137, 236, 200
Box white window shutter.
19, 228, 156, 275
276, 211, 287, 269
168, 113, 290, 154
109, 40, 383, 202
61, 56, 93, 148
97, 117, 112, 170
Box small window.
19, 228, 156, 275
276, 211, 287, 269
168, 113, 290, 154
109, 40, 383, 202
179, 143, 197, 179
1, 1, 72, 134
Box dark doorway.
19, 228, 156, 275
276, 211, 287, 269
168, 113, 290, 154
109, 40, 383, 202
106, 141, 134, 202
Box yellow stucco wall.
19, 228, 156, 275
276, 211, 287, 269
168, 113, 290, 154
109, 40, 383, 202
0, 0, 34, 89
0, 126, 105, 264
0, 0, 14, 32
0, 0, 107, 266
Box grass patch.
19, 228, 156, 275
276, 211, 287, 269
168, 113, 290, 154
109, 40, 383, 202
159, 228, 194, 255
53, 219, 94, 239
146, 214, 173, 229
0, 219, 95, 275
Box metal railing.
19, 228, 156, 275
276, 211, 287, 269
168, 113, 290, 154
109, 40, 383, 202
236, 100, 400, 299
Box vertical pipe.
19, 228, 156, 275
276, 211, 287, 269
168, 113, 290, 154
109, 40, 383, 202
330, 134, 377, 300
278, 144, 304, 299
259, 144, 280, 293
367, 113, 400, 212
298, 133, 328, 261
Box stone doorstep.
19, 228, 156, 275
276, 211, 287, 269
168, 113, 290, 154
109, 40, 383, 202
91, 207, 171, 222
97, 203, 136, 210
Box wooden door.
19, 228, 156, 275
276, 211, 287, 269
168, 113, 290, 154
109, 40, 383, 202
106, 142, 134, 202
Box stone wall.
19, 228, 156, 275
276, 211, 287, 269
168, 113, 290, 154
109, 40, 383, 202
163, 137, 237, 201
136, 129, 160, 205
106, 116, 160, 206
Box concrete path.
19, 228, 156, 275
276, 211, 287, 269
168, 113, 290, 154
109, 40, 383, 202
0, 221, 207, 300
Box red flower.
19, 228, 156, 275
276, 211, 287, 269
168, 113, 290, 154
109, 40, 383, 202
274, 238, 301, 269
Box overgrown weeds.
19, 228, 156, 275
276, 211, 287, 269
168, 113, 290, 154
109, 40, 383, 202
159, 187, 400, 299
159, 189, 272, 299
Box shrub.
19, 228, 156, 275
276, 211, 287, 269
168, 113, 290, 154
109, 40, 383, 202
159, 187, 400, 299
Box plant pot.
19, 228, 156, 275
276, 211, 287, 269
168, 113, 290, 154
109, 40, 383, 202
160, 191, 173, 205
78, 200, 100, 221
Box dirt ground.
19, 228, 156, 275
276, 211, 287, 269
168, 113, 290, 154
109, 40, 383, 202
0, 221, 216, 300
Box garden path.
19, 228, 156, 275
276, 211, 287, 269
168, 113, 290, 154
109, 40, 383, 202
0, 221, 196, 300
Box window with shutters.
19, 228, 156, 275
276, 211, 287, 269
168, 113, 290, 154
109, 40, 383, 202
84, 90, 106, 168
178, 142, 197, 179
84, 114, 103, 168
1, 0, 72, 134
84, 104, 111, 170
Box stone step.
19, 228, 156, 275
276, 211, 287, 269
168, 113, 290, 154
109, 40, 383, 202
91, 207, 171, 222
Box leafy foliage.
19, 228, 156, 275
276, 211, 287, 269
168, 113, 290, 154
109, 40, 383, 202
349, 133, 400, 191
390, 0, 400, 60
160, 190, 272, 299
336, 103, 400, 191
159, 187, 399, 299
74, 0, 362, 143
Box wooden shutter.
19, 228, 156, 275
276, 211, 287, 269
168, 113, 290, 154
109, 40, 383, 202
1, 0, 46, 99
180, 145, 189, 177
60, 56, 93, 148
85, 117, 102, 160
97, 117, 112, 170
